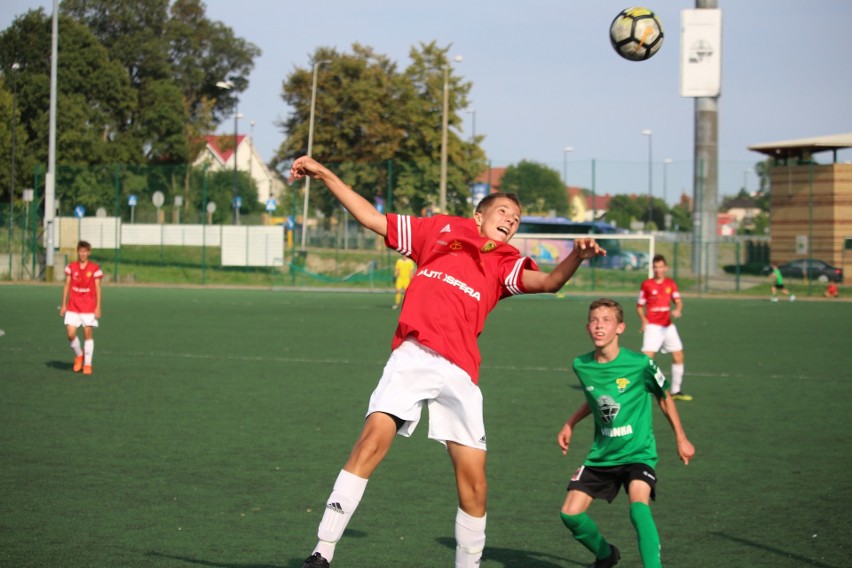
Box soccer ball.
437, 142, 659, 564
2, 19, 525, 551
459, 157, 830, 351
609, 7, 664, 61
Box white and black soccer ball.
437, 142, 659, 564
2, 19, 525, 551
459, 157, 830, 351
609, 7, 664, 61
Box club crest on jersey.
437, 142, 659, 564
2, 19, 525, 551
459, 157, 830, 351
449, 240, 463, 250
616, 378, 630, 393
596, 395, 621, 424
665, 286, 672, 294
481, 240, 497, 253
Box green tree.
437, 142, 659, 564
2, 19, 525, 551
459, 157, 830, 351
499, 160, 568, 216
274, 42, 485, 218
63, 0, 260, 167
0, 9, 138, 211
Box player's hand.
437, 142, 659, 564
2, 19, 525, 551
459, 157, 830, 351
572, 238, 606, 260
59, 306, 66, 317
557, 423, 574, 455
290, 156, 323, 180
677, 439, 695, 465
672, 309, 682, 319
638, 321, 647, 333
95, 308, 102, 319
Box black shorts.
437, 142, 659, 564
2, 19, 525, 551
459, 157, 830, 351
567, 464, 657, 503
774, 283, 785, 289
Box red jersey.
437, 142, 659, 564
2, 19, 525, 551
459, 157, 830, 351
65, 261, 103, 313
637, 277, 680, 327
385, 213, 538, 384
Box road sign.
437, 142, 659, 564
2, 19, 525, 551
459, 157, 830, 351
265, 199, 277, 212
128, 194, 138, 206
74, 205, 85, 218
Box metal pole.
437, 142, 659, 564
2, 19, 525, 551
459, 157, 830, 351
301, 61, 321, 249
8, 63, 19, 278
232, 99, 239, 225
45, 0, 59, 279
439, 65, 450, 214
642, 129, 653, 228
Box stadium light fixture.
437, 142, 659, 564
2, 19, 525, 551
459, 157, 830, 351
642, 129, 653, 229
439, 55, 463, 214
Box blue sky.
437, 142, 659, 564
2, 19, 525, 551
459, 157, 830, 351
3, 0, 851, 201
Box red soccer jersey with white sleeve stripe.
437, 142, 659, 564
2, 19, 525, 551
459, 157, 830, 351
65, 261, 103, 313
385, 213, 538, 384
637, 277, 680, 327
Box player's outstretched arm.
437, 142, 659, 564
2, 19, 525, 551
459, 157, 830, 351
558, 402, 592, 455
523, 238, 606, 293
290, 156, 388, 237
657, 395, 695, 465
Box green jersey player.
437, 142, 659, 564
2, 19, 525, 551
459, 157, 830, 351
557, 298, 695, 567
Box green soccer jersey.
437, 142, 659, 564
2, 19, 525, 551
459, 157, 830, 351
572, 348, 669, 468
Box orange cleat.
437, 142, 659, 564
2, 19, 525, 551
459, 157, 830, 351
82, 365, 93, 376
73, 356, 84, 373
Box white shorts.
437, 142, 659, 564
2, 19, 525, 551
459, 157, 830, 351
367, 338, 487, 451
64, 311, 99, 328
642, 324, 682, 354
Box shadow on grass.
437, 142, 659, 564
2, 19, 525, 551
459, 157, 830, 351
46, 360, 74, 371
146, 551, 286, 568
436, 536, 584, 567
712, 532, 843, 568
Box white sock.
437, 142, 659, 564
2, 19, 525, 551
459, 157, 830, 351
84, 339, 94, 366
671, 363, 684, 394
70, 337, 83, 357
455, 508, 486, 568
314, 469, 368, 562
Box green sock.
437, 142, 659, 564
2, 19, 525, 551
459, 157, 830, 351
560, 512, 611, 559
630, 502, 661, 568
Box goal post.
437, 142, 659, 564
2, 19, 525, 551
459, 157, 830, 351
512, 233, 656, 278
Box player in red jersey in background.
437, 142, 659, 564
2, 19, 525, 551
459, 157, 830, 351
636, 255, 691, 401
290, 156, 605, 568
60, 240, 103, 375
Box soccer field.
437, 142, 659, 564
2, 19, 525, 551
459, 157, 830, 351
1, 285, 849, 567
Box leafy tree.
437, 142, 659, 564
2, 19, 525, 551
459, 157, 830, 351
499, 160, 568, 216
0, 9, 138, 210
274, 41, 485, 218
604, 194, 643, 229
669, 197, 692, 232
63, 0, 260, 168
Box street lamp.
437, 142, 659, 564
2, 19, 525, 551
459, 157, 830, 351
301, 60, 327, 249
642, 129, 653, 229
663, 158, 672, 206
216, 79, 240, 224
8, 63, 20, 242
562, 146, 573, 187
465, 109, 476, 142
439, 54, 463, 214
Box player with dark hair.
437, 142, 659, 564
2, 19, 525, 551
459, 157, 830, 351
557, 298, 694, 567
637, 254, 691, 401
290, 156, 606, 568
60, 240, 103, 375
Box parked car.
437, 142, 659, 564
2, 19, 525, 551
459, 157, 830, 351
591, 251, 640, 270
762, 259, 844, 283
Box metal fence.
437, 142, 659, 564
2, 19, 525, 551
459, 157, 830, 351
2, 157, 833, 296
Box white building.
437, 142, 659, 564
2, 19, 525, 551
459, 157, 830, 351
194, 135, 286, 205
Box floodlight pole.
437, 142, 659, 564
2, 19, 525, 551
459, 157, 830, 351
301, 60, 325, 249
8, 63, 20, 269
439, 55, 463, 214
642, 129, 653, 229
